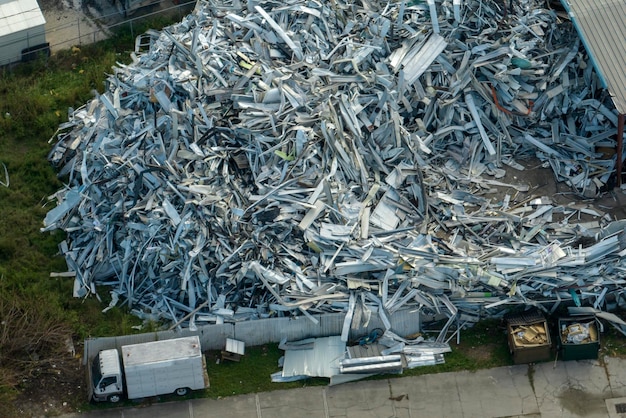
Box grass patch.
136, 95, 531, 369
0, 9, 184, 330
599, 318, 626, 358
419, 318, 514, 372
204, 344, 327, 398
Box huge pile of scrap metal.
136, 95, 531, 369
44, 0, 626, 335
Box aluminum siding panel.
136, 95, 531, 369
563, 0, 626, 114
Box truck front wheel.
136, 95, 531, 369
108, 394, 121, 403
175, 387, 189, 396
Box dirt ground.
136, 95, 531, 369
40, 0, 191, 54
41, 1, 110, 54
473, 155, 626, 221
13, 355, 85, 417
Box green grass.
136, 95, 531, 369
204, 345, 327, 398
201, 320, 513, 397
0, 11, 183, 333
599, 323, 626, 357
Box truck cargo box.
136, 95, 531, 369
121, 336, 209, 399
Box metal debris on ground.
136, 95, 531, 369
272, 331, 449, 385
44, 0, 626, 340
221, 337, 245, 362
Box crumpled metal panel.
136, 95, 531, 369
281, 336, 345, 379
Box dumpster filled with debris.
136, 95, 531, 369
506, 311, 552, 364
558, 317, 600, 361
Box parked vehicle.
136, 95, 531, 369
90, 335, 209, 403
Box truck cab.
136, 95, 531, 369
91, 349, 123, 403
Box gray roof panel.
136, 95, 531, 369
562, 0, 626, 114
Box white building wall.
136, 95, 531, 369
0, 26, 47, 65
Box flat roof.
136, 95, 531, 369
561, 0, 626, 114
0, 0, 46, 38
121, 336, 202, 367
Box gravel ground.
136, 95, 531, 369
40, 0, 189, 54
41, 1, 110, 54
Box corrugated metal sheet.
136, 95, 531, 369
234, 316, 316, 345
0, 0, 46, 38
562, 0, 626, 114
83, 324, 234, 366
281, 336, 345, 378
233, 310, 420, 346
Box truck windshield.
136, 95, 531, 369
91, 354, 102, 387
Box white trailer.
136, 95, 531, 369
90, 336, 209, 403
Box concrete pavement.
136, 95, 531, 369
61, 356, 626, 418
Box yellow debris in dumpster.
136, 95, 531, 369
561, 321, 598, 345
511, 323, 549, 347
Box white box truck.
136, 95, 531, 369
90, 336, 209, 403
